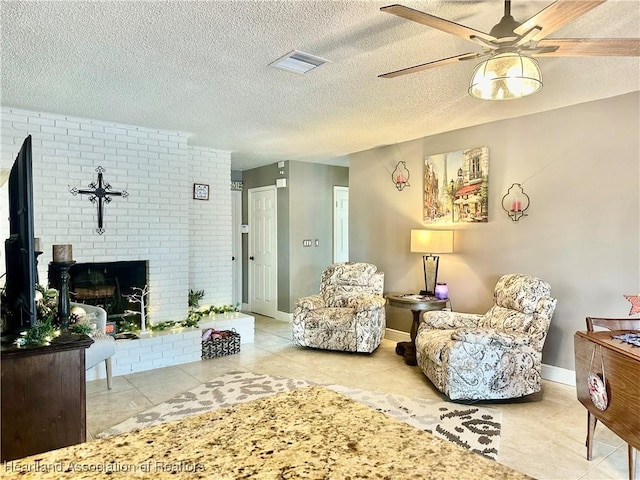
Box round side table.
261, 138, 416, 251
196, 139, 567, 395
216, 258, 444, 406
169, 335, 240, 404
385, 293, 449, 366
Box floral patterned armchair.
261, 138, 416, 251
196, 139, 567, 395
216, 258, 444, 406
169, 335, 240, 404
292, 262, 386, 353
415, 273, 557, 401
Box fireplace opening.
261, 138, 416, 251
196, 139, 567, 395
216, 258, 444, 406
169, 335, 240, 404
62, 260, 148, 324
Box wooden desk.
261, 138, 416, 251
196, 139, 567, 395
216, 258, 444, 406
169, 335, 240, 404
1, 333, 93, 462
385, 293, 448, 366
574, 330, 639, 480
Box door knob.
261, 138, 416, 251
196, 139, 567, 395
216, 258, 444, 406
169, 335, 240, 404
249, 256, 255, 260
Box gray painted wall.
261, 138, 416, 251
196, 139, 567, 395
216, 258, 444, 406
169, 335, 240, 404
348, 92, 640, 371
288, 161, 349, 312
277, 163, 290, 313
231, 170, 243, 182
241, 161, 348, 313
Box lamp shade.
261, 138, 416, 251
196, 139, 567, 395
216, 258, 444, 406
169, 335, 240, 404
469, 52, 542, 101
410, 229, 454, 254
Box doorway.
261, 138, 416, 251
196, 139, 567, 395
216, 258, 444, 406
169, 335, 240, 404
247, 186, 277, 317
333, 186, 349, 263
231, 190, 242, 308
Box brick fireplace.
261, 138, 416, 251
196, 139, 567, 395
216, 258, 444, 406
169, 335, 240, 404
67, 260, 148, 323
1, 106, 234, 327
0, 106, 251, 382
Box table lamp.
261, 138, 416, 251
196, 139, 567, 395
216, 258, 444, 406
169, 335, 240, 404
410, 229, 454, 295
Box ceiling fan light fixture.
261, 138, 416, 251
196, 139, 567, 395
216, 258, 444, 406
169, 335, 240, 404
469, 52, 542, 100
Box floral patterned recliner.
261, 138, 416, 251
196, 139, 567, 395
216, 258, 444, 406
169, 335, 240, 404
292, 262, 386, 353
415, 273, 557, 401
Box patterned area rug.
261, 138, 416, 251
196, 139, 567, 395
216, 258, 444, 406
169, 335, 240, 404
98, 371, 502, 459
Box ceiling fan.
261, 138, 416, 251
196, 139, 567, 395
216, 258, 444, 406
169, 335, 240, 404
379, 0, 640, 99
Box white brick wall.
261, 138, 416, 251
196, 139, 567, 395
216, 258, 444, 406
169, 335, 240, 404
110, 330, 202, 377
87, 312, 254, 380
1, 106, 232, 323
188, 146, 232, 305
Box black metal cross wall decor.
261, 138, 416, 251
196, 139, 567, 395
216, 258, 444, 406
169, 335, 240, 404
70, 166, 129, 234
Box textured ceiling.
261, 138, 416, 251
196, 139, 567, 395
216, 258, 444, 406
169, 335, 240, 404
1, 0, 639, 171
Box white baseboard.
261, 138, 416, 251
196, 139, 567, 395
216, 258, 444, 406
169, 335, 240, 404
384, 328, 410, 343
541, 363, 576, 386
242, 306, 291, 322
275, 311, 293, 322
385, 328, 576, 386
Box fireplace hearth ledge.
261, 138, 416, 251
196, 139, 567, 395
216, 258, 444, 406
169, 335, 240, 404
86, 312, 255, 382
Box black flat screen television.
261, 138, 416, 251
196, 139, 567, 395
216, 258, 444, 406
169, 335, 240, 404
1, 135, 37, 337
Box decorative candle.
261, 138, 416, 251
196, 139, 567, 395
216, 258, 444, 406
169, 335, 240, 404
52, 244, 73, 263
435, 282, 449, 300
511, 199, 522, 212
396, 175, 405, 184
34, 237, 42, 252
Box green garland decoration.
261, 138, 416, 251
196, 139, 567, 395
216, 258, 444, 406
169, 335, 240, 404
68, 322, 94, 336
148, 304, 239, 332
16, 285, 96, 346
15, 286, 239, 340
15, 285, 61, 347
18, 315, 59, 346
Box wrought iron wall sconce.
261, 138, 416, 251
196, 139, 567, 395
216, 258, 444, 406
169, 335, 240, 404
502, 183, 530, 221
392, 161, 410, 191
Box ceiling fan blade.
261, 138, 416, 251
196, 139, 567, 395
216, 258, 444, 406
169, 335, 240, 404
381, 4, 496, 44
513, 0, 606, 43
534, 38, 640, 57
379, 52, 485, 79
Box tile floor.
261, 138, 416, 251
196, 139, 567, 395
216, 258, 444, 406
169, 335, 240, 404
87, 314, 632, 480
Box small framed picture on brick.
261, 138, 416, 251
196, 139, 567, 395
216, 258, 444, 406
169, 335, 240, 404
193, 183, 209, 200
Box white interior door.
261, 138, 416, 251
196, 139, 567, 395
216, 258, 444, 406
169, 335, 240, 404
231, 190, 242, 308
333, 186, 349, 263
248, 186, 277, 317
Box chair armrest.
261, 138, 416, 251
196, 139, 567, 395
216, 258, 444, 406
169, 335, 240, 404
422, 311, 483, 330
351, 294, 386, 312
295, 294, 325, 311
529, 296, 557, 350
451, 328, 531, 347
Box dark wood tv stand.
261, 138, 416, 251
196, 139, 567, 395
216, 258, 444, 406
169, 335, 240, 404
1, 333, 93, 462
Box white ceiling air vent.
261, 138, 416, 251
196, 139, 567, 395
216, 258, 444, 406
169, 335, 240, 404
269, 50, 329, 74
